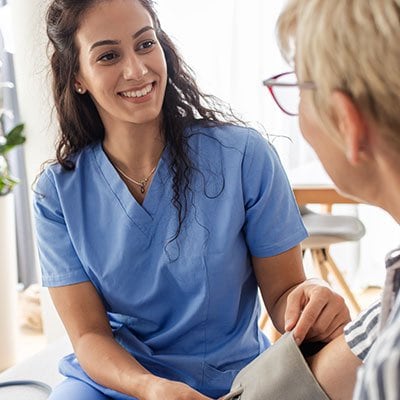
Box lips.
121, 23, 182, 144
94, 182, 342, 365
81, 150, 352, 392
119, 83, 154, 99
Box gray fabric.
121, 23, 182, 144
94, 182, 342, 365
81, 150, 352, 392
300, 206, 365, 243
223, 332, 329, 400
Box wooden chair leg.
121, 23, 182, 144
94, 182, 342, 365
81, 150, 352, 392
324, 249, 361, 313
269, 326, 282, 344
309, 247, 361, 314
259, 312, 269, 331
259, 311, 282, 343
310, 248, 330, 281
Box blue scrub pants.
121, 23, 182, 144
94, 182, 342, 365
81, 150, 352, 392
49, 378, 111, 400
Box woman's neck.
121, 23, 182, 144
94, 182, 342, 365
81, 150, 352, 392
359, 137, 400, 224
374, 157, 400, 224
102, 121, 165, 175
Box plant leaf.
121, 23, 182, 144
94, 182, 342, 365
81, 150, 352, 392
0, 123, 26, 155
0, 175, 18, 196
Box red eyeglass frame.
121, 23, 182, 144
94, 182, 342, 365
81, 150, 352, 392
263, 71, 316, 116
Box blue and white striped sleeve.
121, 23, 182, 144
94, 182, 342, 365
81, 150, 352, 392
344, 300, 381, 361
352, 300, 400, 399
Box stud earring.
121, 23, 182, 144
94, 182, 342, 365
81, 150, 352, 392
77, 87, 83, 94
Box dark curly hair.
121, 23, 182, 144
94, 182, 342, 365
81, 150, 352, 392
46, 0, 243, 239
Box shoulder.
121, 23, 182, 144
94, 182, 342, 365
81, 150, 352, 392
36, 145, 96, 188
34, 145, 97, 200
186, 123, 272, 157
187, 123, 266, 146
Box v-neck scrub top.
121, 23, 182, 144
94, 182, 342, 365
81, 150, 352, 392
33, 124, 308, 399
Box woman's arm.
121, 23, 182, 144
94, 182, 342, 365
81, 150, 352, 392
308, 300, 381, 399
306, 333, 362, 400
49, 282, 211, 400
252, 244, 351, 343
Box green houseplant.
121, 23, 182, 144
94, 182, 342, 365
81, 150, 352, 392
0, 74, 26, 195
0, 118, 25, 195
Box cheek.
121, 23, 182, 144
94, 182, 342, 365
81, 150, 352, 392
298, 95, 328, 150
157, 51, 168, 84
156, 54, 168, 101
298, 98, 315, 144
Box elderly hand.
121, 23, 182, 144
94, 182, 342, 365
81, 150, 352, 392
284, 278, 351, 344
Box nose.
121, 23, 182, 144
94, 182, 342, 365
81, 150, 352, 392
123, 52, 148, 81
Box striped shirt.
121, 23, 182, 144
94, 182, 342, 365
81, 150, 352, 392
350, 247, 400, 399
344, 299, 381, 361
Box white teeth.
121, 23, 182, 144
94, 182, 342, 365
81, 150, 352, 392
120, 83, 153, 98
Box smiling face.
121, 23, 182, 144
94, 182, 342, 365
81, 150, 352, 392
74, 0, 168, 133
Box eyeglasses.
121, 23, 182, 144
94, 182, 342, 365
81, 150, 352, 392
262, 71, 316, 116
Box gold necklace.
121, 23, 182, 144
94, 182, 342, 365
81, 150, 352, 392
115, 164, 157, 194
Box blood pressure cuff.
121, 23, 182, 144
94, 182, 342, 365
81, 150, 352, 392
222, 332, 330, 400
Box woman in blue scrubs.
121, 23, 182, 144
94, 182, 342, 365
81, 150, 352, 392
35, 0, 351, 399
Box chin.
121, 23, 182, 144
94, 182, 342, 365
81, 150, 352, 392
126, 109, 162, 125
320, 166, 353, 199
334, 180, 366, 203
337, 186, 359, 201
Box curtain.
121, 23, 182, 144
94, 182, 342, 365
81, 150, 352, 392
0, 1, 37, 287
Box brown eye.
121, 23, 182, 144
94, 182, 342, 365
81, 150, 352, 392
137, 39, 156, 52
98, 52, 119, 62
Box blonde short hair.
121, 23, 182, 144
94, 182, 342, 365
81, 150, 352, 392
277, 0, 400, 147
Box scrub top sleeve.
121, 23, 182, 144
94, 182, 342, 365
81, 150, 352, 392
33, 171, 89, 287
242, 130, 308, 258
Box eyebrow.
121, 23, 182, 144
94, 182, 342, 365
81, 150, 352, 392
89, 26, 155, 52
90, 39, 120, 52
133, 26, 155, 39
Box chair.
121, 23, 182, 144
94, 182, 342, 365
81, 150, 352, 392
300, 206, 365, 314
259, 206, 365, 334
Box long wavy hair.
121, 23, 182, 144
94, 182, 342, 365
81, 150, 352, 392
46, 0, 243, 239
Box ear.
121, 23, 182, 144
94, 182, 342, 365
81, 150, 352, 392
73, 75, 87, 94
331, 91, 369, 165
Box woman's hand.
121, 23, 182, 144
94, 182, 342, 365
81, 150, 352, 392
144, 376, 213, 400
284, 278, 351, 344
252, 247, 350, 345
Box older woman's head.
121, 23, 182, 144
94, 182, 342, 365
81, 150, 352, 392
275, 0, 400, 213
278, 0, 400, 147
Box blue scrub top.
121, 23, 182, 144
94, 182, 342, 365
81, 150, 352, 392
33, 124, 307, 399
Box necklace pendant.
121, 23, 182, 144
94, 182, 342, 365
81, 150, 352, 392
114, 163, 157, 195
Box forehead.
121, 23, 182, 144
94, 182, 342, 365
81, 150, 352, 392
76, 0, 154, 48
